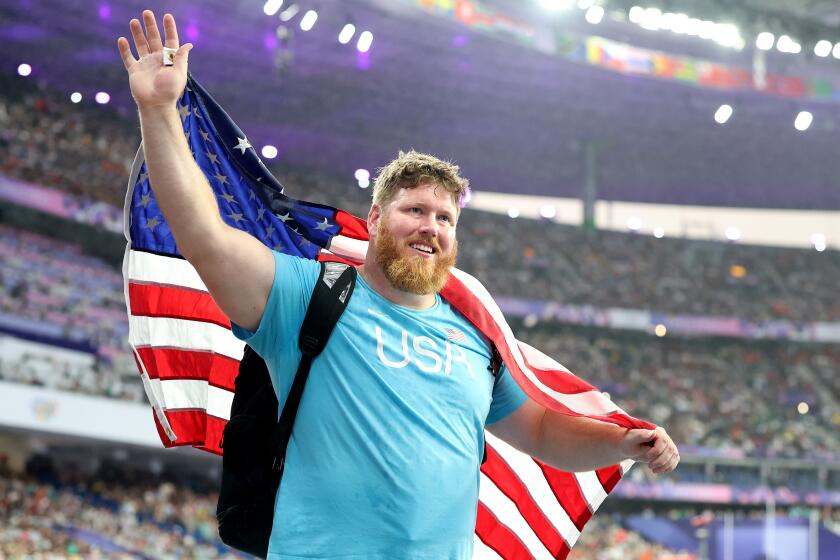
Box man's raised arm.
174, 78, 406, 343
118, 10, 273, 332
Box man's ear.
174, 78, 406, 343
367, 203, 382, 235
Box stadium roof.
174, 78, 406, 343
3, 0, 840, 210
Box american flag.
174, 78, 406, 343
123, 74, 653, 559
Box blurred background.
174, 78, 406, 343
1, 0, 839, 558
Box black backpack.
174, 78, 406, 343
215, 262, 502, 558
216, 261, 357, 558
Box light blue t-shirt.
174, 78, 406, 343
232, 251, 527, 560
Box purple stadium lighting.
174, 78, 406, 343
98, 3, 111, 20
17, 63, 32, 76
452, 35, 467, 47
280, 4, 299, 22
95, 91, 110, 104
264, 32, 278, 50
356, 51, 370, 70
300, 10, 317, 31
339, 24, 356, 45
263, 0, 283, 16
185, 22, 199, 41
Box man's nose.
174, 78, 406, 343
417, 215, 438, 236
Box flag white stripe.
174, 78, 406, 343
451, 268, 620, 417
574, 470, 608, 512
148, 379, 234, 420
128, 249, 208, 291
328, 234, 368, 261
129, 316, 245, 361
479, 473, 556, 560
473, 536, 504, 560
485, 433, 580, 547
620, 459, 635, 476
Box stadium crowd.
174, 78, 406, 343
1, 75, 839, 325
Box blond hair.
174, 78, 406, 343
372, 150, 470, 210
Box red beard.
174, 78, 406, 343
372, 218, 457, 295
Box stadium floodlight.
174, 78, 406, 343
712, 23, 741, 48
776, 34, 801, 54
714, 104, 733, 124
671, 13, 689, 34
685, 18, 702, 36
538, 0, 574, 11
797, 402, 809, 415
584, 5, 604, 24
577, 0, 595, 9
507, 207, 520, 219
263, 0, 283, 16
70, 92, 82, 103
755, 32, 775, 51
299, 9, 317, 31
698, 20, 715, 40
811, 233, 826, 251
539, 205, 557, 219
833, 42, 840, 59
261, 145, 278, 159
640, 7, 662, 30
725, 226, 741, 241
338, 23, 356, 44
95, 91, 110, 104
653, 227, 665, 238
279, 4, 299, 22
17, 63, 32, 76
628, 6, 644, 24
794, 111, 813, 131
354, 169, 370, 182
654, 324, 667, 337
814, 40, 833, 57
659, 11, 674, 31
357, 178, 370, 189
357, 31, 373, 53
626, 216, 642, 231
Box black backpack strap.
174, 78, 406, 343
482, 344, 503, 465
269, 261, 357, 473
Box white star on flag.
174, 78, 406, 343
233, 136, 252, 154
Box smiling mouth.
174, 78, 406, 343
409, 242, 436, 257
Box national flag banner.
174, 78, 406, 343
123, 74, 654, 559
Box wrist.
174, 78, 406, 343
137, 101, 179, 117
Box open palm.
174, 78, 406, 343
117, 11, 192, 110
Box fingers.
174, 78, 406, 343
129, 18, 149, 57
175, 43, 193, 74
645, 429, 680, 474
143, 10, 164, 52
163, 13, 180, 50
117, 37, 137, 70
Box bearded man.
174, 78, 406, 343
118, 10, 679, 560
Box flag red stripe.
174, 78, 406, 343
129, 282, 230, 329
152, 409, 225, 455
334, 210, 369, 240
475, 503, 539, 560
596, 465, 623, 493
538, 462, 593, 532
482, 447, 570, 557
134, 347, 239, 390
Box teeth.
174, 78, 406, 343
410, 243, 434, 254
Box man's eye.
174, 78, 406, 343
439, 215, 451, 223
409, 207, 422, 214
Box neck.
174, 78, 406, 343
358, 261, 437, 310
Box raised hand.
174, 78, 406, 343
620, 426, 680, 474
117, 10, 193, 111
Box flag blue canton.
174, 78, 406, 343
128, 74, 341, 260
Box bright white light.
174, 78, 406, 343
95, 91, 110, 104
640, 7, 662, 30
17, 63, 32, 76
776, 34, 801, 54
714, 104, 733, 124
755, 32, 775, 50
812, 233, 826, 251
357, 31, 373, 53
685, 18, 702, 36
300, 9, 317, 31
70, 92, 82, 103
539, 205, 557, 219
577, 0, 595, 9
338, 23, 356, 44
814, 40, 833, 57
797, 402, 809, 415
671, 13, 690, 34
833, 43, 840, 59
725, 227, 741, 241
263, 0, 283, 16
653, 227, 665, 238
628, 6, 644, 24
507, 207, 520, 219
354, 168, 370, 182
627, 216, 642, 231
261, 145, 278, 159
279, 4, 299, 22
713, 23, 741, 48
698, 20, 716, 40
539, 0, 574, 11
357, 178, 370, 189
659, 12, 674, 31
584, 5, 604, 24
794, 111, 813, 131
